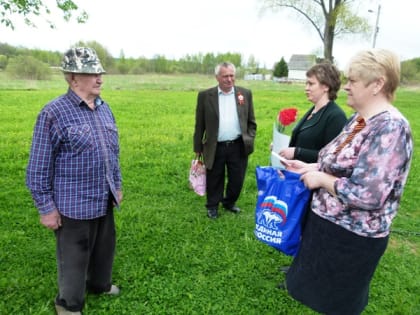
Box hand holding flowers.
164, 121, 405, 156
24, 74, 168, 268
271, 107, 298, 167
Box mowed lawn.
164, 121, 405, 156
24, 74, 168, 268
0, 74, 419, 314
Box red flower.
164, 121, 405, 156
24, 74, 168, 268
277, 108, 298, 132
237, 92, 245, 105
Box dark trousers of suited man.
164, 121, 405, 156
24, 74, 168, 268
206, 138, 248, 210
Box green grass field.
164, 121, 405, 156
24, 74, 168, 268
0, 73, 419, 314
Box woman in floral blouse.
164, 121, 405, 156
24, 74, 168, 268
283, 49, 413, 314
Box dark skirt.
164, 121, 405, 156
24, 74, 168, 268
286, 211, 388, 315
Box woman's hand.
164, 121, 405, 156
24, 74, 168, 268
300, 171, 324, 189
300, 171, 338, 196
286, 160, 318, 174
279, 147, 295, 160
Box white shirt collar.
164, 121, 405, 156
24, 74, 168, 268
218, 86, 234, 95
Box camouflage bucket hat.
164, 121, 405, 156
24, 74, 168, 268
61, 47, 106, 74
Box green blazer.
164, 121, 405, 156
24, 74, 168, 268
193, 86, 257, 170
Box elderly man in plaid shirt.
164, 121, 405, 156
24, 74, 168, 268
26, 47, 122, 315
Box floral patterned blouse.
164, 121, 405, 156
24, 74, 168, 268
312, 108, 413, 238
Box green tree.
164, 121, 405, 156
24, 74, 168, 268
217, 52, 242, 70
401, 58, 420, 84
260, 0, 370, 61
273, 57, 288, 78
6, 55, 51, 80
0, 42, 18, 56
116, 50, 130, 74
202, 53, 216, 75
1, 0, 88, 29
178, 54, 203, 73
130, 57, 149, 74
150, 54, 174, 73
30, 49, 61, 66
0, 54, 7, 69
247, 55, 259, 74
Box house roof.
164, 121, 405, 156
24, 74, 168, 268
288, 54, 316, 71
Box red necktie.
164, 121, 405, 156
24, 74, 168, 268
334, 117, 366, 154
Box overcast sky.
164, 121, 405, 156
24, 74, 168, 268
1, 0, 419, 69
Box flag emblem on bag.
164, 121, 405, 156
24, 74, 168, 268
258, 196, 288, 227
254, 167, 311, 256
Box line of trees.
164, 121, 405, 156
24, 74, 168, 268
1, 42, 419, 84
3, 1, 417, 83
0, 41, 269, 79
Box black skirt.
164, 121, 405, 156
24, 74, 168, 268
286, 211, 388, 315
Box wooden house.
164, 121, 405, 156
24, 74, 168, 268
287, 54, 317, 80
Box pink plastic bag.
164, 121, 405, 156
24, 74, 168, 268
189, 158, 206, 196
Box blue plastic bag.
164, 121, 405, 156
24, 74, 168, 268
254, 166, 311, 256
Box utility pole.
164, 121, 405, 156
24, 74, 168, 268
371, 4, 381, 48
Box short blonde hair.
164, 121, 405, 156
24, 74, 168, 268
345, 49, 400, 101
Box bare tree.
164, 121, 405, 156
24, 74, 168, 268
260, 0, 370, 61
1, 0, 87, 29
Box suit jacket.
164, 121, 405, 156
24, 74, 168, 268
193, 86, 257, 170
290, 101, 347, 163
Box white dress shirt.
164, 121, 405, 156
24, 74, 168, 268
217, 87, 241, 141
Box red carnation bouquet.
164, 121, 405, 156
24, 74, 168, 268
276, 108, 298, 133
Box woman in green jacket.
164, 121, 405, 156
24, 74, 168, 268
279, 62, 347, 163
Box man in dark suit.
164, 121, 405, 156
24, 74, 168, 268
193, 62, 257, 219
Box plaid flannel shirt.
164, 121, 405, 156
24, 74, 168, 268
26, 89, 122, 219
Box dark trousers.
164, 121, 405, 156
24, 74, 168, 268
206, 139, 248, 209
54, 208, 116, 312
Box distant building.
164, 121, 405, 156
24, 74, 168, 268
287, 54, 317, 81
244, 73, 264, 81
244, 73, 273, 81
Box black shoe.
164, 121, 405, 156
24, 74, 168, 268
207, 208, 218, 219
223, 205, 241, 213
279, 266, 290, 274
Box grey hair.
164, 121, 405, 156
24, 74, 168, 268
215, 62, 236, 76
